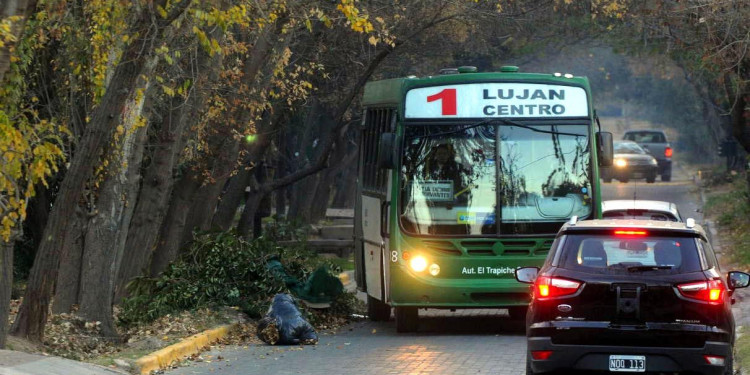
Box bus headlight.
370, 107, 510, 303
410, 255, 428, 272
614, 158, 627, 168
429, 263, 441, 276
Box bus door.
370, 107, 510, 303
355, 108, 396, 303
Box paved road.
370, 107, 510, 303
168, 163, 709, 375
601, 163, 702, 223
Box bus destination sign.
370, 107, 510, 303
405, 83, 588, 118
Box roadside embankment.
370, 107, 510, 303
701, 172, 750, 374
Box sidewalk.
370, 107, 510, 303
0, 350, 126, 375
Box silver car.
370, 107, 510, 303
602, 200, 682, 222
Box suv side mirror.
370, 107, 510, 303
728, 271, 750, 289
597, 132, 613, 167
377, 132, 397, 169
515, 267, 539, 284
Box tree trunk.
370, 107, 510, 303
50, 212, 85, 314
179, 138, 240, 242
115, 37, 227, 300
78, 122, 147, 337
115, 100, 187, 299
10, 1, 190, 342
212, 113, 281, 231
0, 231, 16, 348
149, 169, 202, 277
236, 186, 263, 238
24, 183, 52, 258
274, 140, 288, 219
212, 167, 253, 231
729, 81, 750, 152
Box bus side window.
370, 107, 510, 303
362, 108, 396, 194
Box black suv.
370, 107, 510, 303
516, 219, 750, 375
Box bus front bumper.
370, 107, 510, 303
388, 264, 533, 308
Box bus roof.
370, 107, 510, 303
362, 70, 591, 107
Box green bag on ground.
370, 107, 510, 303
266, 256, 343, 305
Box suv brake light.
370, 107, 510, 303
665, 147, 673, 158
614, 229, 648, 236
535, 276, 582, 298
677, 280, 725, 304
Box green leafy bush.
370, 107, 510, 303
118, 231, 320, 326
704, 177, 750, 266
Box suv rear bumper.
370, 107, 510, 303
528, 337, 731, 375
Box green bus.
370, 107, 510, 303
354, 66, 613, 332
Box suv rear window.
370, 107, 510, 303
624, 132, 666, 143
602, 209, 679, 222
559, 234, 701, 274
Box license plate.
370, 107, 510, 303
609, 355, 645, 372
632, 173, 644, 178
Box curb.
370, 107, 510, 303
134, 323, 237, 375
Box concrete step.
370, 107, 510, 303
319, 225, 353, 240
330, 218, 354, 225
326, 208, 354, 219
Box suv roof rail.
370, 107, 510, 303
686, 218, 695, 228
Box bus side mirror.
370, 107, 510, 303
377, 132, 397, 169
597, 131, 613, 167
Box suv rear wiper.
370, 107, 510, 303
413, 118, 586, 139
626, 265, 673, 272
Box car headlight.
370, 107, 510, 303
614, 158, 627, 168
409, 255, 428, 272
649, 158, 657, 165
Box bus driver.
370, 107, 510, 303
423, 143, 469, 202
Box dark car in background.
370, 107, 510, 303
623, 130, 673, 182
601, 141, 658, 183
517, 219, 750, 375
602, 200, 682, 222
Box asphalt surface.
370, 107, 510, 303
167, 163, 723, 375
0, 349, 126, 375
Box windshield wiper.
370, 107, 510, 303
626, 265, 673, 272
412, 118, 587, 139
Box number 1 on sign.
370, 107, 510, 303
427, 88, 457, 115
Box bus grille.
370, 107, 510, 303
420, 239, 554, 257
423, 240, 462, 255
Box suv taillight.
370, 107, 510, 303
677, 280, 725, 304
535, 276, 582, 299
665, 147, 673, 158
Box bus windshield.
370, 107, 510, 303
399, 123, 592, 236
